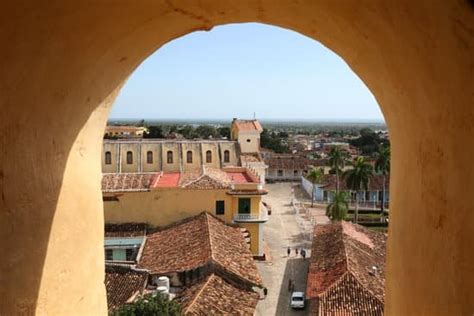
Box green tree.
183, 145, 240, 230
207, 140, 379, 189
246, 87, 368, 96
178, 125, 196, 139
113, 293, 182, 316
306, 168, 323, 207
375, 146, 390, 218
195, 125, 218, 139
344, 156, 374, 223
326, 191, 349, 221
144, 126, 164, 139
217, 126, 231, 139
327, 146, 348, 194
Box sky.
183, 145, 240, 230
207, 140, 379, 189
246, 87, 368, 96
110, 23, 384, 121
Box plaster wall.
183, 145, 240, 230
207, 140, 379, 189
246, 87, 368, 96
104, 188, 263, 254
219, 142, 239, 166
181, 142, 202, 172
102, 142, 119, 173
0, 1, 472, 315
200, 143, 221, 168
120, 143, 140, 173
161, 143, 181, 172
140, 143, 161, 172
237, 131, 261, 153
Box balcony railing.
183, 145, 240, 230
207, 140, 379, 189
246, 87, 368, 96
233, 209, 268, 222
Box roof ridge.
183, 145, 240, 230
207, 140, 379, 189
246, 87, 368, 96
204, 213, 215, 263
346, 270, 385, 305
341, 222, 384, 303
318, 271, 350, 296
185, 274, 215, 314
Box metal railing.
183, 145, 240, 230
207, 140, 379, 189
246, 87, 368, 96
233, 209, 268, 222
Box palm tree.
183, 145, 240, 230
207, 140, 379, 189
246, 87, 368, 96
344, 156, 373, 223
327, 146, 348, 194
306, 167, 323, 207
375, 146, 390, 218
326, 191, 349, 221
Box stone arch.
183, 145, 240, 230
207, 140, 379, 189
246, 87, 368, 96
0, 1, 472, 315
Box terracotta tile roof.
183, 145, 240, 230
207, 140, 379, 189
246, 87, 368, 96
233, 119, 263, 132
102, 173, 157, 192
105, 223, 148, 237
151, 172, 181, 188
105, 264, 148, 312
319, 174, 389, 191
176, 274, 259, 316
138, 212, 261, 287
180, 168, 232, 190
226, 171, 254, 184
306, 222, 386, 315
265, 156, 314, 169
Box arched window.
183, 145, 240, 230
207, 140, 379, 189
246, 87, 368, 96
224, 150, 230, 163
105, 151, 112, 165
206, 150, 212, 163
186, 151, 193, 163
126, 151, 133, 164
167, 151, 173, 164
146, 151, 153, 164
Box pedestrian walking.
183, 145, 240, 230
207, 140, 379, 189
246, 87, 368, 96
295, 248, 299, 256
287, 246, 291, 257
288, 279, 293, 291
263, 287, 268, 297
301, 249, 306, 259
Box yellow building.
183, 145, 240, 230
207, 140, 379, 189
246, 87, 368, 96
104, 125, 147, 138
102, 119, 268, 182
102, 167, 268, 256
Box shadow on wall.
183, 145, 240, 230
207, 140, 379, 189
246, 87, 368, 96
276, 258, 310, 315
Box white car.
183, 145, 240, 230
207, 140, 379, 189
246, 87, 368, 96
290, 291, 305, 309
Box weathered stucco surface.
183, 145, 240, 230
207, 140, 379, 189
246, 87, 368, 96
0, 1, 472, 315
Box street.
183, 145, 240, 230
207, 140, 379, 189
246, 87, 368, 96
255, 183, 312, 316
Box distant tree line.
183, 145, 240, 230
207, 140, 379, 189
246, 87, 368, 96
142, 124, 230, 140
349, 128, 390, 156
260, 129, 290, 153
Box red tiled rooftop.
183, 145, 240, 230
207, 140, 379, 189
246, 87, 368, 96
137, 212, 262, 287
105, 265, 148, 312
306, 222, 386, 315
151, 172, 181, 188
226, 171, 254, 184
232, 120, 263, 132
176, 274, 259, 316
102, 173, 157, 193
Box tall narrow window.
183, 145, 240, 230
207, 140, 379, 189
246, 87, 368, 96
105, 249, 113, 261
126, 151, 133, 164
186, 151, 193, 163
167, 151, 173, 164
105, 151, 112, 165
224, 150, 230, 163
238, 198, 251, 214
146, 151, 153, 164
206, 150, 212, 163
215, 200, 225, 215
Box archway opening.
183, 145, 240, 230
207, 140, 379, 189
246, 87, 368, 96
1, 2, 471, 315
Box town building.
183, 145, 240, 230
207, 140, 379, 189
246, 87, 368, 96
104, 125, 147, 138
306, 222, 386, 315
137, 212, 262, 288
301, 174, 389, 208
102, 119, 267, 182
102, 167, 268, 256
103, 212, 262, 314
105, 265, 149, 312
